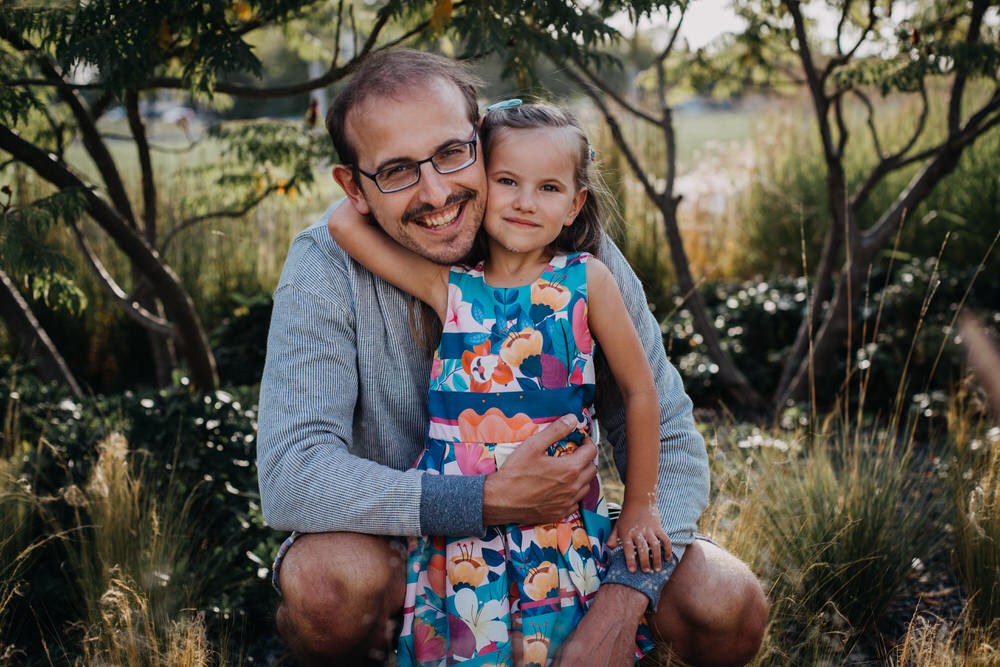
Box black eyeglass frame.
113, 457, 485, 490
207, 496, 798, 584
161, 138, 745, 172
353, 130, 479, 194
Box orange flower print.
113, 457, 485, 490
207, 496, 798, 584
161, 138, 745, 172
533, 523, 559, 550
457, 408, 539, 443
449, 543, 488, 588
499, 328, 543, 368
428, 553, 446, 598
523, 631, 552, 667
530, 280, 571, 312
412, 617, 447, 662
461, 341, 514, 392
522, 561, 559, 601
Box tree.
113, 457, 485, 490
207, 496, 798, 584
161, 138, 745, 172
0, 0, 658, 392
557, 0, 768, 410
558, 0, 999, 413
738, 0, 1000, 410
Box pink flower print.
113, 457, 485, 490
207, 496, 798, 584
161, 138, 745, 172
453, 442, 497, 475
412, 617, 447, 662
572, 299, 591, 354
430, 354, 443, 381
446, 283, 477, 332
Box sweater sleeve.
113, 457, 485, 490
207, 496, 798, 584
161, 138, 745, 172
256, 226, 485, 538
595, 234, 710, 608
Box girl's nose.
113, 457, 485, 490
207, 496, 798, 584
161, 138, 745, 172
513, 190, 536, 213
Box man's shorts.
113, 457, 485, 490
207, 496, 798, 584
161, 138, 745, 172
271, 529, 719, 598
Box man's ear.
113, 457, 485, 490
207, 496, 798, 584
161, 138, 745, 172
332, 164, 371, 215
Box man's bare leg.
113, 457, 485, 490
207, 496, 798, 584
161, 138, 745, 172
275, 532, 406, 666
648, 540, 769, 667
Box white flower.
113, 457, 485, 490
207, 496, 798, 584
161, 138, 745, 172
453, 588, 508, 653
567, 548, 600, 596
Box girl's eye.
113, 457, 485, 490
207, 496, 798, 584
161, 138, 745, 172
541, 184, 559, 192
497, 177, 515, 186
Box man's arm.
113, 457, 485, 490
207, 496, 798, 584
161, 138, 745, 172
595, 234, 710, 604
257, 208, 600, 537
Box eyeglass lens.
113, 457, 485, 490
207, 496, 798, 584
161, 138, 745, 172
376, 142, 476, 192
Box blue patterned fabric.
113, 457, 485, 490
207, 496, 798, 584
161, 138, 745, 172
398, 253, 653, 665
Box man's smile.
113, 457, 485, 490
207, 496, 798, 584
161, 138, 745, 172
413, 200, 463, 229
403, 190, 476, 231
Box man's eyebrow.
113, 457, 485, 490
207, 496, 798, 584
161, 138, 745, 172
373, 132, 473, 173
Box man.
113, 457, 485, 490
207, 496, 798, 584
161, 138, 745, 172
257, 49, 767, 666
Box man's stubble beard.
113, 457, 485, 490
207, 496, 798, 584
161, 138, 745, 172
372, 188, 485, 266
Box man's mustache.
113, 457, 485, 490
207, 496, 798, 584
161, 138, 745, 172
401, 190, 477, 225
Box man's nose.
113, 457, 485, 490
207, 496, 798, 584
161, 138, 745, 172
415, 163, 451, 208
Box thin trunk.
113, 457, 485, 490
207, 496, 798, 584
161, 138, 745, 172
126, 91, 175, 386
0, 266, 83, 398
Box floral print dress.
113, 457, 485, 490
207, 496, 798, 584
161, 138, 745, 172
397, 252, 653, 666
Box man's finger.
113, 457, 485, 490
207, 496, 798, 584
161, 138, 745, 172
520, 414, 578, 452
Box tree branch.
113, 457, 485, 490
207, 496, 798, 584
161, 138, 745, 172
159, 181, 289, 253
67, 220, 176, 336
1, 25, 138, 227
948, 0, 987, 135
562, 65, 662, 207
570, 60, 660, 126
853, 88, 883, 159
126, 91, 158, 245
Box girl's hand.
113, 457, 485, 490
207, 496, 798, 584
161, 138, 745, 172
606, 502, 671, 573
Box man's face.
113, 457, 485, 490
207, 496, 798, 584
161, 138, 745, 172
335, 79, 486, 265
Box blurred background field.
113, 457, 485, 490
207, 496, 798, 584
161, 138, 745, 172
2, 0, 1000, 664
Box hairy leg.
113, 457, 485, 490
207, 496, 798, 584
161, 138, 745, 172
275, 532, 406, 666
648, 540, 769, 667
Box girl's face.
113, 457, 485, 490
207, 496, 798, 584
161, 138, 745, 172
483, 127, 587, 256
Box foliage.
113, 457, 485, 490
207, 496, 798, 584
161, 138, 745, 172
661, 256, 998, 411
0, 360, 278, 660
0, 187, 87, 314
209, 292, 273, 387
739, 92, 1000, 278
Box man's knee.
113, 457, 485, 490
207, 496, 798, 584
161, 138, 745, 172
651, 540, 768, 666
276, 532, 406, 659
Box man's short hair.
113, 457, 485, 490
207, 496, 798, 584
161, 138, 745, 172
326, 49, 481, 168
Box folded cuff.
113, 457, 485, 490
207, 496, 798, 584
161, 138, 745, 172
419, 473, 486, 536
603, 542, 686, 609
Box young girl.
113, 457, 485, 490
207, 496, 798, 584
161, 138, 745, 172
329, 102, 669, 666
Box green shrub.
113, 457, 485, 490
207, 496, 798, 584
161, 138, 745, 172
663, 257, 998, 410
0, 361, 280, 661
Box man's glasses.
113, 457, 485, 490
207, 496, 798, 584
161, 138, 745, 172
355, 130, 478, 194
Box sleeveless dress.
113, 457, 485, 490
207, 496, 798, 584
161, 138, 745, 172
397, 252, 654, 666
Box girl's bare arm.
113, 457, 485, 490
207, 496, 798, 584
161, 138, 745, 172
326, 200, 449, 321
586, 258, 672, 572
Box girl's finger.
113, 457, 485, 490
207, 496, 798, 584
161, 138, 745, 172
624, 540, 638, 573
606, 525, 620, 549
647, 529, 663, 571
634, 534, 652, 572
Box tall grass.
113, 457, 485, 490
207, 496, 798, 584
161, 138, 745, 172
946, 380, 1000, 631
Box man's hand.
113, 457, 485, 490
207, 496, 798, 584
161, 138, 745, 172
482, 415, 598, 526
553, 583, 648, 666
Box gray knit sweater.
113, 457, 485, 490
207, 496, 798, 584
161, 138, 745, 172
257, 205, 709, 605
